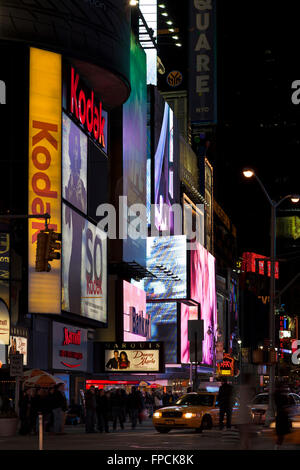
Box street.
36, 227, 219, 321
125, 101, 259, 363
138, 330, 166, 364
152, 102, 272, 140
0, 418, 299, 451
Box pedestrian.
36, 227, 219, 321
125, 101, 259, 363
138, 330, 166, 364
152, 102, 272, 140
96, 389, 109, 433
52, 383, 67, 435
120, 389, 128, 423
84, 386, 97, 433
19, 389, 31, 435
274, 382, 292, 449
145, 390, 154, 418
111, 389, 125, 431
154, 392, 163, 411
128, 387, 143, 429
217, 378, 235, 430
236, 373, 255, 449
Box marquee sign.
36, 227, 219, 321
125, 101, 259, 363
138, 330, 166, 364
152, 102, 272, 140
216, 353, 234, 376
99, 342, 164, 373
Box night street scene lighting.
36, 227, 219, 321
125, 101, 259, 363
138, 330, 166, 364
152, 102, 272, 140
0, 0, 299, 460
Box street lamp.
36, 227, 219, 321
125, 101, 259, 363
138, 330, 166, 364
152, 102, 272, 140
242, 167, 300, 425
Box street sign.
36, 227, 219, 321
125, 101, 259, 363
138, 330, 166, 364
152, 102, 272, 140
10, 354, 23, 377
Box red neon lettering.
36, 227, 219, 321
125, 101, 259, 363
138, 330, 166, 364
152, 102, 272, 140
86, 91, 94, 133
70, 67, 79, 119
79, 89, 86, 125
63, 328, 81, 346
32, 172, 58, 199
99, 101, 105, 148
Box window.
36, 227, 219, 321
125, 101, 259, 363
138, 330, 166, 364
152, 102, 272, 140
176, 394, 215, 407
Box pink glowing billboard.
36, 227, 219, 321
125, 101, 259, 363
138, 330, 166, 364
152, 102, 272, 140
123, 281, 150, 342
181, 304, 198, 364
190, 243, 217, 366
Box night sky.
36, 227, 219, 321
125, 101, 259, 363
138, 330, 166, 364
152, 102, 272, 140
158, 0, 300, 257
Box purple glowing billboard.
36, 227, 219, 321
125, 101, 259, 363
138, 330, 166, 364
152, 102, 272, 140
153, 88, 180, 233
190, 243, 217, 366
180, 304, 198, 364
123, 34, 147, 266
123, 281, 150, 342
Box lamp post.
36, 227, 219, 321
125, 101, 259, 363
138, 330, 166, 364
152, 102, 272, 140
242, 168, 300, 425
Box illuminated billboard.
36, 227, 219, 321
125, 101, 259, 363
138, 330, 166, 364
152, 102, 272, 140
153, 89, 180, 233
242, 252, 279, 279
139, 0, 157, 86
146, 302, 177, 364
102, 342, 164, 373
190, 243, 217, 366
8, 336, 28, 366
62, 113, 87, 214
123, 281, 150, 342
0, 233, 9, 309
123, 34, 147, 266
277, 216, 300, 240
28, 48, 61, 314
62, 203, 107, 323
180, 304, 198, 364
144, 236, 187, 300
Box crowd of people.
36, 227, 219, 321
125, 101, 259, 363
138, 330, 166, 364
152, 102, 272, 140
83, 386, 181, 433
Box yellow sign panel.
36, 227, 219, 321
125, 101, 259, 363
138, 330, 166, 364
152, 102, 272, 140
277, 217, 300, 240
28, 48, 62, 314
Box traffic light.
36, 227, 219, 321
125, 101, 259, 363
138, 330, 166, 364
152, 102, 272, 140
35, 229, 61, 272
45, 229, 61, 263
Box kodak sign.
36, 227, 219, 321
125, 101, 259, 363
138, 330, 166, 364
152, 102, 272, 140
70, 67, 107, 152
28, 48, 62, 314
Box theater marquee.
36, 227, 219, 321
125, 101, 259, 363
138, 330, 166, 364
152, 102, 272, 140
100, 342, 164, 373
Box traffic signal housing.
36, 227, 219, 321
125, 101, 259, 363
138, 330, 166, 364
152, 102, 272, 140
35, 229, 61, 272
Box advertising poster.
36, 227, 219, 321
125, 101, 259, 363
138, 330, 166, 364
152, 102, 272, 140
190, 242, 217, 366
146, 302, 178, 364
123, 34, 147, 266
0, 299, 10, 345
28, 48, 61, 314
180, 303, 199, 364
62, 113, 87, 214
123, 281, 150, 342
62, 203, 107, 323
144, 236, 187, 300
8, 336, 28, 365
103, 342, 162, 373
153, 88, 180, 233
0, 233, 9, 309
52, 321, 87, 372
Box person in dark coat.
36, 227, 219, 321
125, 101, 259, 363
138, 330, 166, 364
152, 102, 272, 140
96, 389, 109, 433
19, 389, 31, 435
127, 387, 144, 429
274, 384, 292, 449
111, 389, 124, 431
84, 386, 97, 433
217, 378, 235, 430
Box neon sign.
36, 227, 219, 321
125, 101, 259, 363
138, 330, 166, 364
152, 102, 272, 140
70, 67, 107, 151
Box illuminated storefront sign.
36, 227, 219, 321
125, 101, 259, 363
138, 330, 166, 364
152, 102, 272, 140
102, 342, 164, 373
69, 66, 108, 153
28, 48, 62, 314
217, 353, 234, 376
242, 252, 279, 279
0, 233, 10, 309
123, 281, 150, 341
8, 336, 28, 366
52, 322, 88, 371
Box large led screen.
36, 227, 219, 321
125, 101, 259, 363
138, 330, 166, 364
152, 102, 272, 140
123, 281, 150, 342
190, 243, 217, 366
62, 203, 107, 323
153, 89, 180, 233
144, 236, 187, 300
147, 302, 177, 364
62, 113, 87, 214
123, 34, 147, 266
180, 304, 198, 364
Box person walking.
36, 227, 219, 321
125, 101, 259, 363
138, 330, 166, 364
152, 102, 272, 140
217, 378, 234, 430
128, 387, 143, 429
111, 389, 124, 431
274, 382, 292, 449
96, 389, 109, 433
84, 386, 97, 433
236, 373, 255, 449
52, 384, 67, 435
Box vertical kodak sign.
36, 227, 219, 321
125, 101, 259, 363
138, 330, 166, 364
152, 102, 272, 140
28, 48, 62, 314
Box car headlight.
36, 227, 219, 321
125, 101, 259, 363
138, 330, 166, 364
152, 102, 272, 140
183, 412, 197, 419
153, 412, 162, 418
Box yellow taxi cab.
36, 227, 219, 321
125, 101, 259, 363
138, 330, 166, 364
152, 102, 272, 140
153, 392, 239, 433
